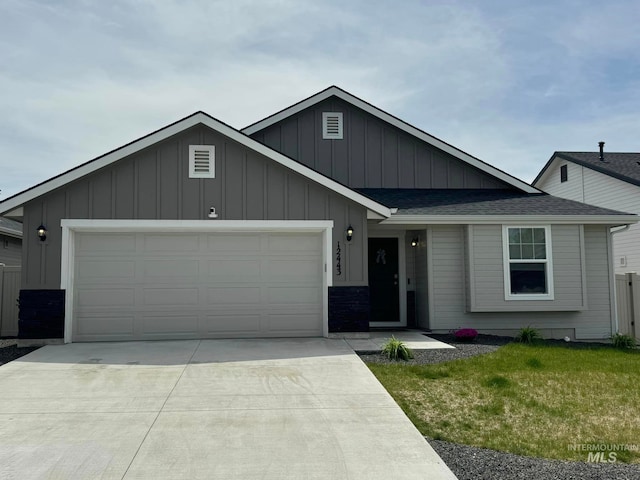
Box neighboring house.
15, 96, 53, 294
533, 146, 640, 273
0, 217, 22, 266
0, 87, 636, 343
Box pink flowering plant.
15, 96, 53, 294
454, 328, 478, 342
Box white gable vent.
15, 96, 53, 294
189, 145, 215, 178
322, 112, 343, 139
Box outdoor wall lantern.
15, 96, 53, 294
346, 225, 354, 242
37, 225, 47, 242
411, 236, 419, 247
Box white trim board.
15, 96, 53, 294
379, 214, 638, 226
60, 219, 334, 343
242, 86, 540, 194
0, 227, 22, 239
0, 112, 392, 218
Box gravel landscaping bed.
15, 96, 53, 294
359, 333, 640, 480
430, 438, 640, 480
0, 341, 40, 366
357, 333, 508, 364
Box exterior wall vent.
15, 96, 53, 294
189, 145, 215, 178
322, 112, 343, 139
618, 255, 627, 267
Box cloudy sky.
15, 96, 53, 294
1, 0, 639, 198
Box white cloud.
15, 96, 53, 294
1, 0, 639, 200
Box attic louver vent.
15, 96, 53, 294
322, 112, 343, 139
189, 145, 215, 178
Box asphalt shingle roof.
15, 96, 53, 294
0, 217, 22, 234
356, 189, 635, 216
551, 152, 640, 187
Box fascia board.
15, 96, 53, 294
0, 228, 22, 238
379, 214, 639, 225
532, 154, 559, 187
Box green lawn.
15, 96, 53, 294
367, 343, 640, 463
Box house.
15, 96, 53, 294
0, 86, 636, 343
533, 145, 640, 274
0, 217, 22, 266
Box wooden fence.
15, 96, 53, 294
616, 273, 639, 340
0, 265, 21, 337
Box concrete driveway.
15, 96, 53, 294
0, 339, 456, 479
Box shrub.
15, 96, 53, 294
612, 333, 636, 349
515, 326, 541, 344
454, 328, 478, 342
381, 336, 414, 361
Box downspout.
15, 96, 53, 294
609, 224, 631, 335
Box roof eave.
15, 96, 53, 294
0, 227, 22, 238
379, 214, 639, 225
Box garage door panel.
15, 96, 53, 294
266, 260, 320, 280
73, 231, 324, 341
202, 314, 261, 334
77, 260, 135, 280
266, 314, 321, 333
142, 315, 199, 335
143, 288, 199, 306
76, 315, 135, 336
208, 287, 261, 304
144, 234, 199, 252
267, 234, 322, 251
143, 259, 200, 278
208, 234, 261, 251
267, 286, 320, 304
208, 260, 261, 281
77, 234, 136, 253
77, 289, 135, 307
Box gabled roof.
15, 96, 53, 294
242, 86, 540, 194
0, 112, 392, 218
533, 152, 640, 188
0, 217, 22, 238
357, 189, 638, 225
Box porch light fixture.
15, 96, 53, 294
37, 225, 47, 242
411, 237, 419, 247
346, 225, 354, 242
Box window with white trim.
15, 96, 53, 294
322, 112, 343, 139
189, 145, 215, 178
503, 226, 554, 300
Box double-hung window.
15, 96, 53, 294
503, 226, 554, 300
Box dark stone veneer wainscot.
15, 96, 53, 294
328, 286, 369, 333
18, 290, 65, 339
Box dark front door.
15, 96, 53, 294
368, 237, 400, 323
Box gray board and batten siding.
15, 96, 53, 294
249, 97, 514, 190
21, 125, 368, 291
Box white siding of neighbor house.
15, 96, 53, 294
428, 224, 614, 340
537, 160, 640, 274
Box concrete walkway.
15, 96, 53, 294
344, 329, 456, 351
0, 339, 456, 480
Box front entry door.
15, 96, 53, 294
368, 237, 400, 323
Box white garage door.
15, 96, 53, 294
72, 231, 324, 341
